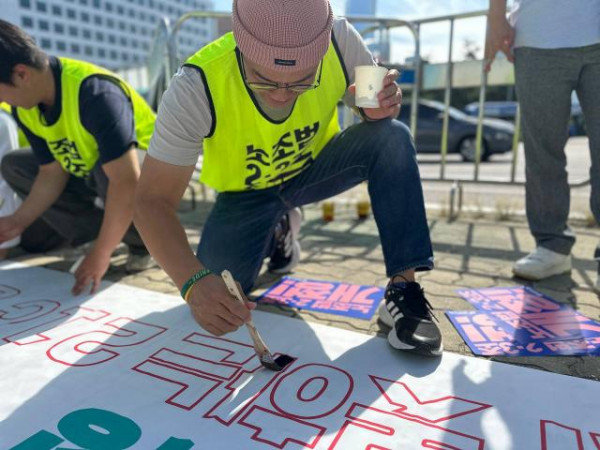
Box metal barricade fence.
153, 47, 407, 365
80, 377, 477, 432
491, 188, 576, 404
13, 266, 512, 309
146, 17, 172, 110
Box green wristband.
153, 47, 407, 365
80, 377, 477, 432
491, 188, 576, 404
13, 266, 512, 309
181, 268, 211, 301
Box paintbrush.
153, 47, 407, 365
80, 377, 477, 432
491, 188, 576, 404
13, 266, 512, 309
221, 270, 293, 372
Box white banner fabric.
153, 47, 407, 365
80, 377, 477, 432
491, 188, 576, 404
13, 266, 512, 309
0, 263, 598, 449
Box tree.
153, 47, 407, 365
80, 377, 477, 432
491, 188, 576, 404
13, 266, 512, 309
462, 38, 481, 61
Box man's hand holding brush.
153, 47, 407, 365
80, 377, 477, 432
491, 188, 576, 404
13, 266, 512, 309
183, 270, 255, 336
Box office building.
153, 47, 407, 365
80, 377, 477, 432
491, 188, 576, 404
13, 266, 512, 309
4, 0, 215, 71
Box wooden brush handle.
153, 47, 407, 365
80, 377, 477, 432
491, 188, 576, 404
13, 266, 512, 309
244, 321, 271, 355
221, 270, 271, 354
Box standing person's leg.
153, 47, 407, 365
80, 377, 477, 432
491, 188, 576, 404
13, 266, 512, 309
1, 149, 102, 252
280, 119, 440, 356
197, 187, 287, 294
575, 44, 600, 290
513, 47, 581, 280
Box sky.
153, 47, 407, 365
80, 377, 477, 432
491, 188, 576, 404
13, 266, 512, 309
212, 0, 496, 63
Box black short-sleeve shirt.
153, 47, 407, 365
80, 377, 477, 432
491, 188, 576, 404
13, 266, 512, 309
13, 56, 137, 168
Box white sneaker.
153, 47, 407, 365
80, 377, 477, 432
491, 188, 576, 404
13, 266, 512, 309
512, 247, 571, 280
126, 253, 156, 272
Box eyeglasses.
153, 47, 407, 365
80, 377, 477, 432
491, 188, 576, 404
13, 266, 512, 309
240, 55, 322, 93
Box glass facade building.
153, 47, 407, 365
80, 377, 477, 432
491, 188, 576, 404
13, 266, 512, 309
4, 0, 215, 70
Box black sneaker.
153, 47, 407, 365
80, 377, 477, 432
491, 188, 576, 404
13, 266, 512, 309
378, 282, 443, 356
268, 208, 302, 274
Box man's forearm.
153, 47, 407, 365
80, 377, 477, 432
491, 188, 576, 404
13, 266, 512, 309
92, 179, 137, 257
135, 195, 204, 289
489, 0, 508, 20
14, 163, 69, 228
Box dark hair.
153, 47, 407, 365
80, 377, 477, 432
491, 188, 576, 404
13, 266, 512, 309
0, 19, 47, 84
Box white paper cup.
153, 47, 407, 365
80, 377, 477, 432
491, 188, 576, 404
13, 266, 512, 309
354, 65, 388, 108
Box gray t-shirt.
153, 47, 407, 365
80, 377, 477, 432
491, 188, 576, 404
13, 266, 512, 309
148, 17, 374, 166
509, 0, 600, 49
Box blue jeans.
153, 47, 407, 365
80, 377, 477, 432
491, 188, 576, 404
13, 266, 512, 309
197, 119, 434, 293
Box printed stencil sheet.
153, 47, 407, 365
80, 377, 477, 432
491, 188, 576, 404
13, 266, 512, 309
447, 286, 600, 356
256, 277, 383, 320
0, 263, 599, 449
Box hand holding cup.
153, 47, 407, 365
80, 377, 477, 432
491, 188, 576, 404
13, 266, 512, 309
350, 66, 402, 121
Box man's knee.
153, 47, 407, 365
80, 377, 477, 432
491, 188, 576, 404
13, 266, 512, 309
20, 219, 68, 253
367, 119, 417, 166
1, 151, 20, 184
1, 149, 37, 190
386, 119, 414, 149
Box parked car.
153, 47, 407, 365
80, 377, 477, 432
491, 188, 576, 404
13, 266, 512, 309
464, 101, 517, 122
464, 100, 586, 136
398, 100, 515, 162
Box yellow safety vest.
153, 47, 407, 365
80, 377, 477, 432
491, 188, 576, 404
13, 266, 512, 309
0, 102, 29, 148
14, 58, 155, 177
185, 32, 347, 192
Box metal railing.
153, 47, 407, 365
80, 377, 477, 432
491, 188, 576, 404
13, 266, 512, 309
166, 11, 232, 79
146, 17, 173, 110
350, 10, 521, 186
407, 9, 588, 218
420, 10, 519, 184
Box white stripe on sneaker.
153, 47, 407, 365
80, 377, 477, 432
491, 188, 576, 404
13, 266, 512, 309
378, 301, 394, 328
387, 329, 416, 350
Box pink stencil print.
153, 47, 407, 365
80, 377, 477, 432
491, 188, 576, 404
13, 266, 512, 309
270, 364, 354, 420
590, 432, 600, 449
267, 280, 335, 305
134, 339, 259, 411
3, 306, 110, 345
148, 348, 245, 381
0, 299, 61, 324
199, 331, 295, 426
369, 376, 491, 423
131, 332, 293, 422
46, 316, 167, 366
469, 313, 514, 342
183, 332, 257, 366
132, 359, 222, 410
239, 406, 326, 449
258, 278, 383, 319
497, 289, 561, 314
523, 311, 600, 337
0, 284, 21, 300
329, 403, 484, 450
540, 420, 586, 450
203, 353, 292, 426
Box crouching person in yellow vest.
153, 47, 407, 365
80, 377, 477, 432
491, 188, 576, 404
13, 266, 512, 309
0, 20, 156, 294
135, 0, 443, 357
